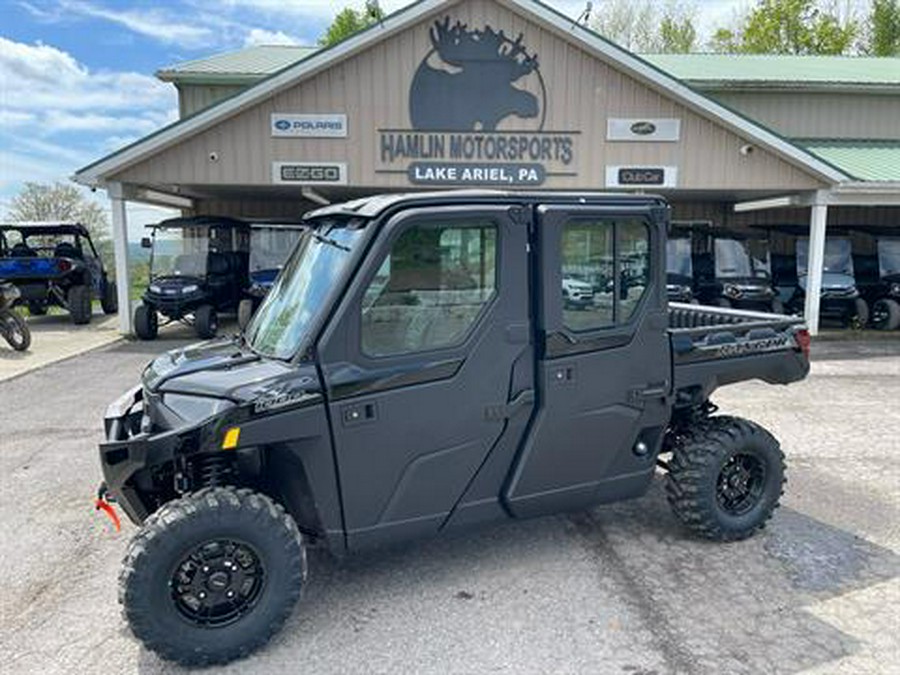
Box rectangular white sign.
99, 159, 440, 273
271, 113, 348, 138
272, 162, 348, 185
607, 118, 681, 142
605, 165, 678, 188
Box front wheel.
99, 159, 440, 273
119, 488, 306, 666
134, 304, 158, 340
1, 310, 31, 351
195, 304, 218, 339
851, 298, 869, 329
101, 280, 118, 315
68, 285, 93, 325
871, 298, 900, 331
665, 416, 785, 541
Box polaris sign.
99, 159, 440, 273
271, 114, 348, 138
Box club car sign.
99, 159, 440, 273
377, 18, 578, 187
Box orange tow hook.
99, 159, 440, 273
95, 485, 121, 533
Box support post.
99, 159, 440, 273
108, 182, 133, 335
804, 190, 829, 336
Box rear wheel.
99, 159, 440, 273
871, 298, 900, 331
67, 285, 92, 325
101, 280, 118, 315
119, 488, 306, 666
195, 304, 218, 339
237, 299, 255, 331
134, 304, 158, 340
665, 416, 785, 541
1, 310, 31, 351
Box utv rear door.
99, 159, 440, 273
318, 205, 533, 549
504, 204, 671, 517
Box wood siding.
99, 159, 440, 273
712, 91, 900, 140
113, 0, 825, 193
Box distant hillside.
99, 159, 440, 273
128, 240, 183, 263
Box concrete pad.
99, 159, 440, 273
0, 311, 121, 382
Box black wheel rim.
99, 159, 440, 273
716, 453, 766, 516
170, 539, 265, 628
872, 302, 887, 328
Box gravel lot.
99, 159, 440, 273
1, 337, 898, 675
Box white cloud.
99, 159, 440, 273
58, 0, 215, 48
243, 28, 299, 47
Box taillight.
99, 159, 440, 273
57, 259, 72, 272
794, 329, 811, 359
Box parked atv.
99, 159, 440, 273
665, 235, 695, 303
237, 220, 307, 330
0, 222, 116, 324
0, 282, 31, 351
850, 229, 900, 331
98, 191, 811, 666
134, 216, 250, 340
790, 237, 868, 328
694, 232, 781, 312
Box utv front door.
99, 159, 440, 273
505, 205, 671, 517
318, 205, 533, 549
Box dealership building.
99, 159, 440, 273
73, 0, 900, 335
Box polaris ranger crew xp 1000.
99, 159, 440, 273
97, 192, 811, 666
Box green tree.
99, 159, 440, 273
710, 0, 857, 54
319, 4, 385, 47
7, 181, 114, 273
866, 0, 900, 55
592, 0, 698, 53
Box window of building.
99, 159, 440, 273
361, 221, 497, 356
561, 219, 651, 332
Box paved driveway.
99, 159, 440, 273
1, 338, 898, 674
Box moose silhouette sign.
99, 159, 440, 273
377, 17, 578, 187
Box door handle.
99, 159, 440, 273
485, 389, 535, 421
628, 382, 669, 403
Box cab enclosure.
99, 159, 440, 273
135, 216, 249, 340
0, 222, 116, 323
848, 226, 900, 330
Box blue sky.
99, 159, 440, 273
0, 0, 746, 229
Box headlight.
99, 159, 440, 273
149, 284, 161, 293
892, 283, 900, 296
163, 394, 234, 421
724, 284, 742, 299
182, 284, 199, 294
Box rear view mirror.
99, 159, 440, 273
141, 237, 152, 249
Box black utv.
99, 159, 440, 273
665, 234, 695, 303
850, 228, 900, 331
692, 229, 781, 312
0, 222, 116, 323
97, 191, 811, 666
134, 216, 249, 340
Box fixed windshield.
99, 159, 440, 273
246, 220, 365, 360
715, 238, 771, 279
878, 238, 900, 278
796, 238, 854, 276
666, 237, 692, 277
249, 226, 306, 273
150, 227, 211, 278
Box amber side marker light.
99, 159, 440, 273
222, 427, 241, 450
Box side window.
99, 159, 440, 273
561, 219, 651, 332
361, 220, 497, 357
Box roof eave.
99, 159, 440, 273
690, 81, 900, 95
156, 71, 267, 86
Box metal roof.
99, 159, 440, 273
642, 54, 900, 90
157, 45, 317, 84
799, 141, 900, 182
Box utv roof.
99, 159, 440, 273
149, 215, 250, 230
246, 218, 308, 229
306, 190, 667, 220
0, 222, 91, 237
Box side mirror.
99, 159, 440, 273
141, 237, 152, 249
